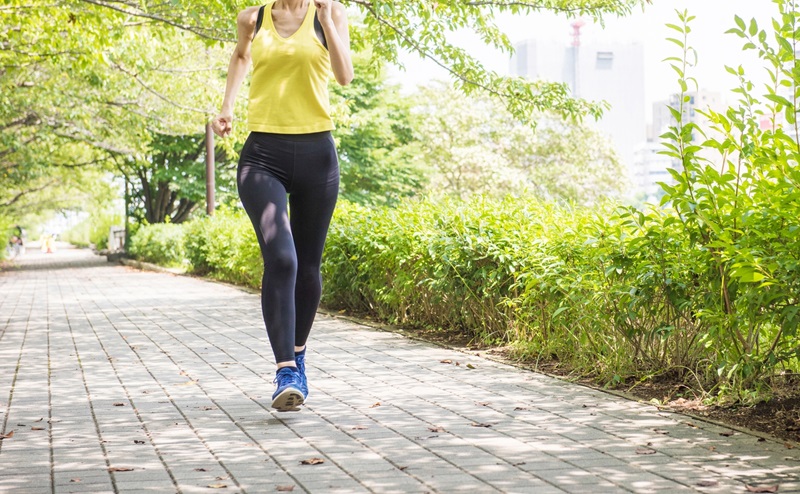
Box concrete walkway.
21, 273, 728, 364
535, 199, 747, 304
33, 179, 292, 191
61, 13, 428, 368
1, 245, 798, 494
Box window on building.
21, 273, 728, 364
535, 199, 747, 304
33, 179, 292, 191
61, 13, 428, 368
596, 51, 614, 70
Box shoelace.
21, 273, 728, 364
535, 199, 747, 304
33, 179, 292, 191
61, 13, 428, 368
273, 368, 296, 387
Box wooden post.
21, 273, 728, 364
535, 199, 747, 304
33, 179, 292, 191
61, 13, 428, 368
205, 122, 215, 216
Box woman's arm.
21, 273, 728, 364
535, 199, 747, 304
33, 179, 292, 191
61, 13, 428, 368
211, 7, 259, 137
315, 1, 354, 86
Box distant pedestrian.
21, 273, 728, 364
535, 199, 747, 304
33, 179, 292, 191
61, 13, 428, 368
212, 0, 353, 411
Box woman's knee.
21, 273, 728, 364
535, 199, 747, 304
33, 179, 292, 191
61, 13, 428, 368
265, 248, 298, 277
295, 264, 321, 285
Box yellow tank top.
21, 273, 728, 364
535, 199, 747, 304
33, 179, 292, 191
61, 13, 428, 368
247, 1, 334, 134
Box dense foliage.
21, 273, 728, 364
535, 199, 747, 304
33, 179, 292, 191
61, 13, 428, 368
654, 7, 800, 398
413, 82, 625, 202
128, 223, 187, 267
182, 208, 262, 287
3, 0, 647, 227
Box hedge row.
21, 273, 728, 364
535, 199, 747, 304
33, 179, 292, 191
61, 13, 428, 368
129, 193, 799, 399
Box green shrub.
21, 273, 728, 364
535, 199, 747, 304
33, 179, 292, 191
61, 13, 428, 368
322, 195, 707, 385
183, 208, 262, 287
655, 7, 800, 399
129, 223, 187, 267
62, 211, 123, 250
0, 217, 16, 261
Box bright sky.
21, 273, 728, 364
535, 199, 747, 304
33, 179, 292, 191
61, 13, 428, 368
388, 0, 776, 121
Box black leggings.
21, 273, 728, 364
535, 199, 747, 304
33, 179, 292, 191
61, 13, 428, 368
237, 131, 339, 364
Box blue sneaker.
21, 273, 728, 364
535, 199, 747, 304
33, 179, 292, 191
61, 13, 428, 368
271, 367, 304, 412
295, 352, 309, 399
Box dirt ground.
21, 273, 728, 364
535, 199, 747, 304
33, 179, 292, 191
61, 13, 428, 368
608, 377, 800, 445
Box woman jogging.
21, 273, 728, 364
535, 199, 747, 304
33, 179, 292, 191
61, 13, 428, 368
211, 0, 353, 412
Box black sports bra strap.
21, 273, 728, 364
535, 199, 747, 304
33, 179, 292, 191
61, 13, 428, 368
313, 12, 327, 49
253, 5, 265, 40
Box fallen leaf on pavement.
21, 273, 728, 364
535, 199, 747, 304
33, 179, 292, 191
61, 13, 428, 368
470, 422, 492, 428
685, 422, 698, 428
207, 483, 227, 489
745, 485, 779, 493
31, 427, 45, 431
0, 431, 15, 440
370, 402, 381, 408
428, 426, 446, 433
70, 478, 81, 483
440, 359, 452, 364
695, 480, 718, 487
108, 467, 134, 472
34, 418, 43, 422
476, 402, 490, 407
201, 406, 217, 411
514, 406, 530, 411
785, 443, 795, 450
635, 448, 656, 455
466, 364, 476, 369
720, 430, 735, 437
194, 468, 207, 472
301, 457, 325, 465
134, 440, 145, 444
455, 361, 461, 366
113, 403, 125, 407
398, 466, 408, 471
215, 476, 229, 481
276, 486, 295, 492
351, 425, 368, 430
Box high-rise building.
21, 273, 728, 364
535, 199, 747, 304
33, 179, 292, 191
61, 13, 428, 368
636, 90, 724, 202
632, 141, 674, 203
510, 30, 646, 181
650, 90, 723, 141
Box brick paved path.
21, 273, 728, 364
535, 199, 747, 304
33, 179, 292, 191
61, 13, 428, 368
1, 245, 798, 493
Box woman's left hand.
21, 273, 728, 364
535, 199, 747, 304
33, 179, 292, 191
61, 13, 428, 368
314, 0, 332, 25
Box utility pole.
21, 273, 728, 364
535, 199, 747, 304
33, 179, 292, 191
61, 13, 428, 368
205, 122, 215, 216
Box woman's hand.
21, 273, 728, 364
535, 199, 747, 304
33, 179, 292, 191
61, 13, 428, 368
314, 0, 332, 26
211, 112, 233, 138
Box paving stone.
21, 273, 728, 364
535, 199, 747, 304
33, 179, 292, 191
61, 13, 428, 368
0, 245, 797, 494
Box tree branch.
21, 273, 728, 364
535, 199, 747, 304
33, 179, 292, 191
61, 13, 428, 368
111, 62, 212, 115
76, 0, 233, 42
0, 180, 57, 208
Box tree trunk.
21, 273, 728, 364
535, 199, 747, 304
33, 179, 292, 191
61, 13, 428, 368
172, 199, 197, 224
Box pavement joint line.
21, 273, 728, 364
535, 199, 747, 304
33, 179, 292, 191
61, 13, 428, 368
84, 283, 330, 494
0, 281, 33, 457
322, 307, 795, 449
76, 294, 197, 493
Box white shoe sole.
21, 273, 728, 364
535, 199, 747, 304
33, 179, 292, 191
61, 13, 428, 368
271, 387, 304, 412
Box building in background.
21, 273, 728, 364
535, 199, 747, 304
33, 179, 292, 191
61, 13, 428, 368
636, 90, 725, 202
510, 25, 646, 191
650, 90, 724, 141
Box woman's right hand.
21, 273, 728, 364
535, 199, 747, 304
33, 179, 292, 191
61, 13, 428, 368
211, 112, 233, 137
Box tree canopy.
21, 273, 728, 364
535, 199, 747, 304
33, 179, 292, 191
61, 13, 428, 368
1, 0, 651, 224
